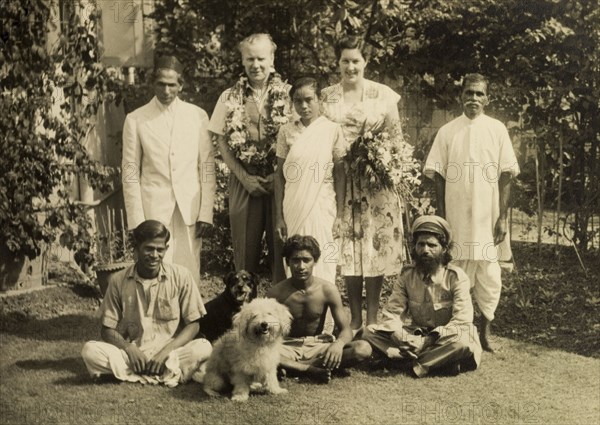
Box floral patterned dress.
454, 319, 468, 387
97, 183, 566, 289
322, 79, 404, 277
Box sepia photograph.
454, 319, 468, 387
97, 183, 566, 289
1, 0, 598, 423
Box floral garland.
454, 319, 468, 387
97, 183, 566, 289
223, 72, 289, 176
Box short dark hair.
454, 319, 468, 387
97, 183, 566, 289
132, 220, 170, 246
282, 234, 321, 262
152, 68, 185, 85
290, 77, 322, 99
411, 231, 453, 266
334, 35, 370, 61
461, 73, 488, 93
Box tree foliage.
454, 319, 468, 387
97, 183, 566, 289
0, 0, 118, 261
151, 0, 599, 251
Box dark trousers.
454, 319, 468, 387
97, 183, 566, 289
228, 174, 285, 284
362, 324, 482, 377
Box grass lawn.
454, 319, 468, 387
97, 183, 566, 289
1, 242, 599, 425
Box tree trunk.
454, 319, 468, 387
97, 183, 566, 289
556, 133, 563, 260
534, 140, 545, 255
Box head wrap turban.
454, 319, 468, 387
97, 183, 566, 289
411, 215, 452, 243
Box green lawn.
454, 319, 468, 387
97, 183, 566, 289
1, 242, 599, 425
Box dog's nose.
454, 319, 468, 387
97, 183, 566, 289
259, 322, 269, 331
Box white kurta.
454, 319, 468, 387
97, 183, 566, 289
424, 114, 519, 262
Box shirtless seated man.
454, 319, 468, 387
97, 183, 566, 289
267, 235, 372, 383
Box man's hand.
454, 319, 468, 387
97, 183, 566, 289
257, 173, 275, 193
391, 331, 425, 359
241, 174, 269, 197
124, 343, 148, 374
494, 217, 508, 245
145, 348, 171, 376
195, 221, 212, 238
322, 340, 344, 370
275, 216, 287, 241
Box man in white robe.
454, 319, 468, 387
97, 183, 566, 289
122, 56, 215, 286
424, 73, 519, 351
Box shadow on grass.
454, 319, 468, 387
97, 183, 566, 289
16, 356, 84, 374
53, 374, 105, 386
15, 356, 96, 386
0, 313, 98, 342
68, 283, 102, 299
169, 381, 211, 402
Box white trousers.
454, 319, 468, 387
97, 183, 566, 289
81, 339, 212, 387
453, 260, 502, 321
165, 205, 202, 287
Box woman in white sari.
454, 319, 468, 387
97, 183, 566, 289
274, 77, 346, 284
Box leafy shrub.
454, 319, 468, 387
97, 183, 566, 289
0, 1, 118, 264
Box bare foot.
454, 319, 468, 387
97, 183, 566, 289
479, 317, 497, 353
480, 334, 497, 353
305, 366, 332, 384
331, 368, 351, 378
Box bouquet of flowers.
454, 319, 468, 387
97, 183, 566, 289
347, 120, 421, 201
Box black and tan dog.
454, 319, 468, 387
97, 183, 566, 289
198, 270, 259, 342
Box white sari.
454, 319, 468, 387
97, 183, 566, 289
281, 117, 344, 283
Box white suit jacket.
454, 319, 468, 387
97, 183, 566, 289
122, 97, 216, 230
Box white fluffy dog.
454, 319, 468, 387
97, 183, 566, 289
203, 297, 292, 402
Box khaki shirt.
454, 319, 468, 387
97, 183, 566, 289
375, 264, 473, 334
101, 263, 206, 353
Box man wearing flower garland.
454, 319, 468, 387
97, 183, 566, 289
208, 33, 290, 283
122, 56, 216, 288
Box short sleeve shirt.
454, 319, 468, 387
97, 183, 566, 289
101, 263, 206, 351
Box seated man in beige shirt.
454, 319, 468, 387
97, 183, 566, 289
81, 220, 211, 386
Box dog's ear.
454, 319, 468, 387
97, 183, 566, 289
249, 272, 260, 298
223, 271, 236, 288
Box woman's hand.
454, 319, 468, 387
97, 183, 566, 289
333, 216, 344, 238
275, 216, 287, 241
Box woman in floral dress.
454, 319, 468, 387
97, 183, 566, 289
322, 36, 404, 334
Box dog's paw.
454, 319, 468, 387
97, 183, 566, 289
231, 393, 249, 402
203, 388, 221, 398
268, 387, 288, 395
249, 382, 264, 392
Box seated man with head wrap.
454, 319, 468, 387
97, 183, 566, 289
362, 216, 482, 377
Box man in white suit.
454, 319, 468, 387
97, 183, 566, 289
122, 56, 215, 286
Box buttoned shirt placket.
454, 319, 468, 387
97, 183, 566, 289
245, 82, 269, 141
134, 268, 162, 353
